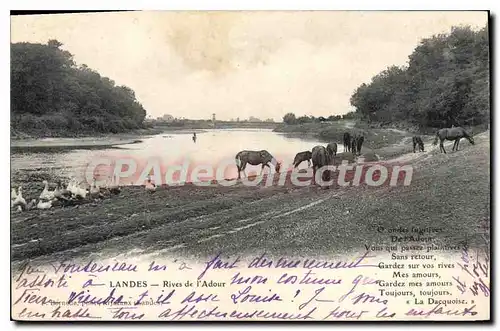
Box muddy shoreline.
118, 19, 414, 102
11, 138, 143, 153
10, 131, 490, 266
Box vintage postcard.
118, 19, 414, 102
10, 10, 490, 322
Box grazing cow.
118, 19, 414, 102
432, 127, 474, 154
293, 151, 312, 168
412, 136, 425, 153
235, 150, 281, 179
350, 135, 358, 155
343, 132, 351, 152
311, 145, 332, 183
356, 135, 364, 155
326, 143, 337, 157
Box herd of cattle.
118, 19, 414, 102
291, 131, 366, 181
292, 132, 366, 169
234, 131, 368, 182
234, 126, 476, 182
342, 132, 365, 156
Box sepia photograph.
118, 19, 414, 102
10, 10, 490, 321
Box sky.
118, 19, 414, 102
10, 11, 488, 121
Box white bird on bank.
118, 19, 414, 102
12, 186, 27, 210
37, 199, 52, 210
53, 182, 70, 200
39, 180, 55, 201
67, 178, 79, 196
11, 188, 18, 207
66, 178, 74, 192
67, 178, 88, 199
75, 185, 88, 199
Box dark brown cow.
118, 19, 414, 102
293, 151, 312, 168
235, 150, 281, 179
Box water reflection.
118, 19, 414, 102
11, 129, 336, 183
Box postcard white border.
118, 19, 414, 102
3, 1, 497, 330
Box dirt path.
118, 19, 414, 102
10, 131, 490, 267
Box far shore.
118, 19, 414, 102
10, 137, 144, 152
10, 122, 280, 141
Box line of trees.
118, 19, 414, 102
282, 112, 356, 125
350, 25, 489, 129
11, 40, 147, 136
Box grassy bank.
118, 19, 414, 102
10, 126, 166, 140
274, 120, 489, 149
274, 120, 413, 151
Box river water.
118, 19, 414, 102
11, 129, 335, 185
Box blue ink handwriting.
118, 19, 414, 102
230, 286, 282, 304
248, 251, 377, 269
181, 291, 220, 304
108, 307, 145, 320
230, 272, 268, 285
16, 272, 69, 290
197, 253, 240, 280
51, 306, 99, 319
51, 260, 137, 274
406, 304, 477, 318
277, 270, 342, 285
67, 288, 124, 305
158, 304, 316, 321
14, 288, 57, 306
148, 261, 167, 272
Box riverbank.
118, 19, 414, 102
274, 120, 489, 146
11, 122, 280, 141
10, 126, 166, 141
274, 120, 415, 153
10, 130, 489, 264
11, 137, 144, 151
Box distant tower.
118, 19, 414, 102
212, 113, 216, 128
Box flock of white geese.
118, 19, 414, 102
11, 175, 158, 213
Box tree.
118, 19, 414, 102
47, 39, 63, 48
283, 112, 297, 124
11, 40, 147, 136
296, 115, 312, 124
349, 25, 489, 128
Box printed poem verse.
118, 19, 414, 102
369, 226, 489, 317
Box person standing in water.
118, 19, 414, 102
192, 132, 197, 143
